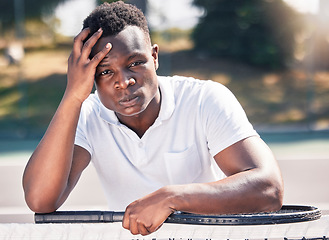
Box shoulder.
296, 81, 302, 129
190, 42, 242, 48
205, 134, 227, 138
81, 93, 100, 111
158, 75, 221, 99
79, 93, 101, 121
159, 75, 229, 91
158, 75, 235, 104
158, 75, 206, 89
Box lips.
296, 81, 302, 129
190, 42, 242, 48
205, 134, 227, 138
119, 95, 139, 107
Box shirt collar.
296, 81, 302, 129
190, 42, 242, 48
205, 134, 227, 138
96, 76, 175, 125
96, 91, 120, 125
157, 76, 175, 121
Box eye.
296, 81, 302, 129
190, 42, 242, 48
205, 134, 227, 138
99, 70, 113, 76
129, 61, 144, 68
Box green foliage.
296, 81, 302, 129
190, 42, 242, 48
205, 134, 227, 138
0, 0, 67, 30
192, 0, 303, 69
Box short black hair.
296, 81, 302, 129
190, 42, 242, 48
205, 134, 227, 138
83, 1, 149, 40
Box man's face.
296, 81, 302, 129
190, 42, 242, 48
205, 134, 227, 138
92, 26, 159, 118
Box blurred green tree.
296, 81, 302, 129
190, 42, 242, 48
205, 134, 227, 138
192, 0, 303, 69
0, 0, 67, 31
0, 0, 147, 39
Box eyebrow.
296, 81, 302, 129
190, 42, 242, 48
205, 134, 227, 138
127, 52, 145, 61
98, 63, 110, 68
97, 52, 146, 68
97, 55, 111, 68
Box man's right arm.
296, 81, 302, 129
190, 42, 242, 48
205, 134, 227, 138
22, 28, 111, 213
23, 95, 89, 213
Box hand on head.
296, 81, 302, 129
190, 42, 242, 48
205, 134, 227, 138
66, 28, 111, 103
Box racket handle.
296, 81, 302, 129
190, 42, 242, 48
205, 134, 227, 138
35, 211, 219, 224
35, 211, 125, 224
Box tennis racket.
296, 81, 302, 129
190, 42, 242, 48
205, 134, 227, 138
35, 205, 321, 225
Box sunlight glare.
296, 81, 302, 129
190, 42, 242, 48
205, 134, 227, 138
284, 0, 319, 14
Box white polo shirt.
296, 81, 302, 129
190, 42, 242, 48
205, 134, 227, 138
75, 76, 258, 210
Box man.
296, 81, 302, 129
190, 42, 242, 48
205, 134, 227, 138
23, 1, 283, 236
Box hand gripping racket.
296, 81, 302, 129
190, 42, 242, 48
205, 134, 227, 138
35, 205, 321, 225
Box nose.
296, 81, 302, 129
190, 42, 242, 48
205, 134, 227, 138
115, 72, 136, 89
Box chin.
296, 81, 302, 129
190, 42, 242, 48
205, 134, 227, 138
117, 106, 146, 117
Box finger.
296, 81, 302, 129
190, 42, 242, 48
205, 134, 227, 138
146, 219, 163, 234
122, 211, 130, 230
72, 28, 91, 57
89, 42, 112, 67
137, 221, 152, 236
80, 28, 104, 60
128, 217, 139, 235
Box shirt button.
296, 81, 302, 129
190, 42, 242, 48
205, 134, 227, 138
138, 142, 143, 148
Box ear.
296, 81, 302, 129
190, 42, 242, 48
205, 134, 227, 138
151, 44, 159, 70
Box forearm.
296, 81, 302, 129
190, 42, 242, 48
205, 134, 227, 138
23, 28, 112, 213
166, 168, 283, 215
23, 93, 83, 212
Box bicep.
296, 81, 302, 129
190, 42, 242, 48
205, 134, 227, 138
214, 136, 279, 177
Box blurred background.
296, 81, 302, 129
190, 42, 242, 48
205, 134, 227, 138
0, 0, 328, 222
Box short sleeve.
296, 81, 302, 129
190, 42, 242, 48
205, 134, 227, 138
74, 101, 93, 156
201, 81, 258, 157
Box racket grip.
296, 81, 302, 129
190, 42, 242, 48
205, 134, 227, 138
35, 211, 125, 224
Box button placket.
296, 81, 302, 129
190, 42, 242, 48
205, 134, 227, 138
138, 142, 143, 148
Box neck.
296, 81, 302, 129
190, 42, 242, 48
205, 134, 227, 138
116, 89, 161, 138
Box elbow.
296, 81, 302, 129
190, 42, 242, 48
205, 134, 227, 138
23, 176, 63, 213
24, 190, 59, 213
261, 175, 284, 212
266, 185, 284, 212
25, 197, 58, 214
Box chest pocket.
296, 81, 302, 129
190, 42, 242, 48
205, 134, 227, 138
164, 143, 202, 184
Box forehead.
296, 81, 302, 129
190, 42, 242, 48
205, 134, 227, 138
92, 26, 150, 58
